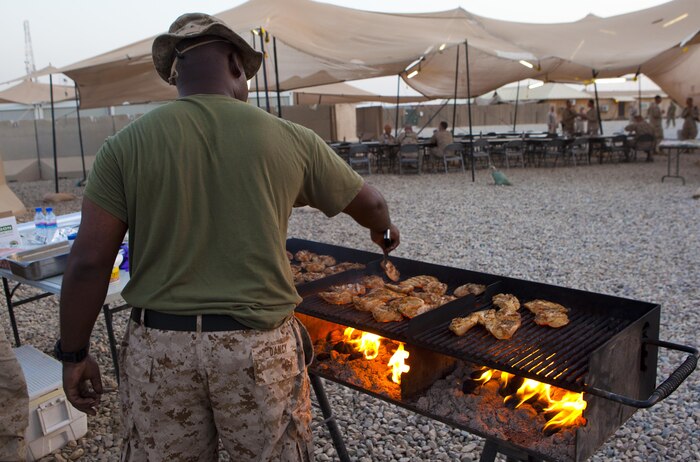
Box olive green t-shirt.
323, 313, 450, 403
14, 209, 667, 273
85, 94, 363, 329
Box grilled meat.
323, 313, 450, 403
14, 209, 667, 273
425, 281, 448, 296
381, 259, 401, 282
286, 250, 293, 261
390, 296, 429, 319
318, 283, 367, 305
524, 300, 569, 315
441, 295, 457, 305
453, 283, 486, 298
352, 287, 404, 312
371, 304, 404, 322
449, 312, 482, 336
295, 250, 315, 262
301, 272, 325, 282
533, 310, 570, 328
414, 292, 443, 309
359, 275, 385, 290
484, 310, 522, 340
314, 255, 336, 267
302, 261, 327, 273
492, 293, 520, 313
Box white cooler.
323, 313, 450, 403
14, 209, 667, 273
13, 345, 88, 461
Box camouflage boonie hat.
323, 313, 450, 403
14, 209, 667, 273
152, 13, 262, 85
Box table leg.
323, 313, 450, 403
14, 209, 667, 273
102, 304, 120, 381
661, 148, 686, 184
2, 277, 21, 347
309, 373, 350, 462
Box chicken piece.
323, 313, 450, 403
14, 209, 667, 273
290, 264, 302, 275
483, 310, 522, 340
449, 312, 482, 336
327, 283, 366, 296
301, 272, 326, 283
313, 255, 336, 267
389, 296, 428, 319
492, 294, 520, 313
425, 281, 448, 296
318, 291, 353, 305
295, 250, 316, 262
524, 300, 569, 315
359, 275, 385, 290
371, 304, 404, 323
381, 259, 401, 282
286, 250, 294, 261
302, 261, 327, 273
352, 287, 404, 312
402, 275, 439, 290
329, 262, 366, 273
533, 310, 570, 328
414, 292, 443, 309
440, 295, 457, 305
384, 283, 414, 294
453, 283, 487, 298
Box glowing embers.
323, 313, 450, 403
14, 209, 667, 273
465, 368, 587, 435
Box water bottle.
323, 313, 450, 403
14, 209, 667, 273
33, 207, 46, 244
45, 207, 58, 242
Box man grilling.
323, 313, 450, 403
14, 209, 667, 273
56, 13, 399, 461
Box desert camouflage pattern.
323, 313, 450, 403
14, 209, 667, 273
0, 324, 28, 462
119, 315, 313, 462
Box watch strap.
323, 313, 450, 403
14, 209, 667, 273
54, 339, 89, 363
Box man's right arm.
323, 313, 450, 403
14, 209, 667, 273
342, 183, 399, 254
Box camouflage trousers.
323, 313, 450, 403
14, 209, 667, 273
119, 315, 313, 462
0, 324, 28, 462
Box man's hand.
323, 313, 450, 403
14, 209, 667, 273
371, 223, 400, 254
63, 355, 103, 415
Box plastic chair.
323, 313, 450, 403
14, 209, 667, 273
347, 144, 372, 175
542, 139, 567, 167
398, 144, 421, 174
442, 143, 466, 173
471, 139, 491, 169
503, 140, 525, 168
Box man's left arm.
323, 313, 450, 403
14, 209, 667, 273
59, 197, 127, 415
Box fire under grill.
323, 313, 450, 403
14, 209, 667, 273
287, 239, 698, 462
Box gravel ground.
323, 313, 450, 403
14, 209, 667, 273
2, 154, 698, 462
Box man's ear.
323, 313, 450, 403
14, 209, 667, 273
229, 52, 244, 79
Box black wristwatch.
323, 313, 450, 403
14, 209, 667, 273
54, 339, 89, 363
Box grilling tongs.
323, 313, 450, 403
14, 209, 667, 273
380, 229, 400, 282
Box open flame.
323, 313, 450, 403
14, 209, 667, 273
340, 327, 409, 384
388, 343, 410, 384
473, 367, 587, 433
342, 327, 380, 360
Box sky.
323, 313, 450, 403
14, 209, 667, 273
0, 0, 673, 87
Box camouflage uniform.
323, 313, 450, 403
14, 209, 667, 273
680, 106, 699, 140
119, 316, 313, 462
561, 107, 578, 137
586, 107, 599, 136
0, 324, 28, 462
429, 130, 453, 158
647, 102, 664, 146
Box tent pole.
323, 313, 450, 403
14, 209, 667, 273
273, 37, 282, 118
394, 74, 400, 138
33, 105, 42, 180
592, 70, 603, 135
452, 45, 460, 136
637, 70, 642, 115
417, 99, 450, 136
49, 74, 59, 194
513, 81, 520, 132
252, 31, 261, 108
74, 83, 87, 185
258, 28, 271, 113
465, 40, 475, 183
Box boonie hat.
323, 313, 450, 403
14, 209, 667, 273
152, 13, 262, 85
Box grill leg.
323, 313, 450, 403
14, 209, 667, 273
479, 440, 498, 462
310, 373, 350, 462
479, 439, 545, 462
2, 277, 21, 347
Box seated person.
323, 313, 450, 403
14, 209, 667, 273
625, 115, 656, 161
397, 125, 418, 145
380, 124, 396, 144
430, 121, 453, 159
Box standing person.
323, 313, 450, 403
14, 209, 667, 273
0, 325, 28, 462
666, 100, 677, 128
561, 100, 579, 137
56, 13, 400, 462
586, 99, 599, 136
680, 97, 699, 140
547, 106, 558, 135
647, 95, 664, 150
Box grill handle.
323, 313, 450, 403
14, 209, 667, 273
585, 339, 698, 409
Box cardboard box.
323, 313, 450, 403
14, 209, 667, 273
13, 345, 88, 461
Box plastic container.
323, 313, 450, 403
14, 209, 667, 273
33, 207, 46, 244
45, 208, 57, 242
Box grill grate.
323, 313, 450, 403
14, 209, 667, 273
293, 246, 651, 392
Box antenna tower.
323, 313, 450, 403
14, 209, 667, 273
24, 20, 37, 81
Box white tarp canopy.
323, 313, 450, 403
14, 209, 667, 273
292, 82, 429, 105
477, 83, 592, 103
59, 0, 700, 108
0, 80, 75, 105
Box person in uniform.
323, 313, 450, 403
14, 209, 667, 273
0, 325, 28, 462
380, 124, 396, 144
647, 95, 664, 151
680, 97, 699, 140
575, 107, 586, 135
429, 121, 453, 161
547, 106, 558, 135
56, 13, 400, 462
560, 100, 579, 137
625, 115, 656, 161
586, 99, 599, 136
666, 100, 677, 128
397, 125, 417, 145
